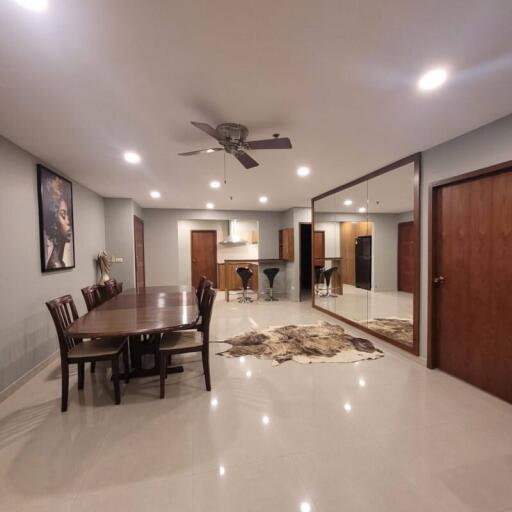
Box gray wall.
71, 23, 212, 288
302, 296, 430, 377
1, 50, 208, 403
104, 198, 142, 289
143, 208, 283, 287
0, 136, 105, 393
419, 113, 512, 359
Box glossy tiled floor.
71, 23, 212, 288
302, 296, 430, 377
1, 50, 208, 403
1, 298, 512, 512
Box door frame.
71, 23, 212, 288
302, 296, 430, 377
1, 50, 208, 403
133, 215, 145, 289
311, 153, 421, 355
427, 159, 512, 368
190, 230, 218, 288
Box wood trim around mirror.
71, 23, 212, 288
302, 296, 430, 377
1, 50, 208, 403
311, 153, 421, 356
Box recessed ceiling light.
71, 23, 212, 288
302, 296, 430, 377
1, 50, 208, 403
359, 378, 366, 388
210, 180, 221, 189
418, 68, 448, 91
150, 190, 161, 199
297, 166, 310, 177
300, 503, 312, 512
206, 149, 216, 153
219, 465, 226, 476
13, 0, 48, 12
206, 202, 214, 209
344, 199, 353, 206
245, 370, 252, 378
261, 415, 270, 425
358, 207, 366, 213
344, 402, 352, 412
259, 196, 268, 204
211, 398, 218, 407
123, 151, 141, 164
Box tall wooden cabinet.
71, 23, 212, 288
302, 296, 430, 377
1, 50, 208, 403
279, 228, 294, 261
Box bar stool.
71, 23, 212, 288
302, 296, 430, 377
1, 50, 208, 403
323, 267, 338, 297
314, 265, 325, 295
236, 267, 253, 303
263, 267, 280, 301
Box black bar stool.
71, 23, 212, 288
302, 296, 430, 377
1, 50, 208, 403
323, 267, 338, 297
314, 265, 325, 295
236, 267, 254, 303
263, 267, 280, 301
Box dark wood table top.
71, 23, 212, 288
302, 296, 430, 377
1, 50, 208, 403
66, 286, 198, 339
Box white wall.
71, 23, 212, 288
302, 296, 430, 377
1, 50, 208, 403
104, 198, 141, 289
419, 113, 512, 359
0, 136, 106, 393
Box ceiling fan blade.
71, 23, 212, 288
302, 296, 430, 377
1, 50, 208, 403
234, 151, 259, 169
178, 148, 223, 156
246, 137, 292, 150
190, 121, 219, 140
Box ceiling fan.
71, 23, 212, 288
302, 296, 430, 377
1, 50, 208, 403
178, 122, 292, 169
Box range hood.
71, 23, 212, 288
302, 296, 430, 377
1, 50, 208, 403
220, 219, 248, 245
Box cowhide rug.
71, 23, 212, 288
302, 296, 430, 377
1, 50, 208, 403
365, 318, 413, 345
217, 322, 384, 366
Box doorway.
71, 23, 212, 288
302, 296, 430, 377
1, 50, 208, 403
134, 215, 145, 289
191, 230, 217, 288
429, 162, 512, 403
299, 223, 312, 301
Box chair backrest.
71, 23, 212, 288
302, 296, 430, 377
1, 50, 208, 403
196, 275, 208, 306
45, 295, 81, 357
81, 284, 103, 312
236, 267, 253, 288
198, 286, 217, 341
104, 279, 118, 299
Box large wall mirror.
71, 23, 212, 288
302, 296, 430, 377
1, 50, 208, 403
312, 154, 421, 354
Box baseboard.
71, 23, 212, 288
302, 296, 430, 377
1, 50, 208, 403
0, 350, 59, 404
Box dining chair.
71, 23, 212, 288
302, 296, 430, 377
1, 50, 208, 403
81, 284, 105, 374
46, 295, 130, 412
104, 279, 119, 299
81, 284, 103, 312
158, 285, 217, 398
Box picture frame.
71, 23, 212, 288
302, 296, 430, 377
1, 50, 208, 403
37, 164, 76, 272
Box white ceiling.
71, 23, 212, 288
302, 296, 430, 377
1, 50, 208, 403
1, 0, 512, 210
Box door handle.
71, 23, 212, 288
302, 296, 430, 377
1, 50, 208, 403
433, 276, 445, 284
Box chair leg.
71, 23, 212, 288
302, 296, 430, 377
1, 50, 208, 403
61, 361, 69, 412
159, 351, 166, 399
122, 345, 130, 383
112, 357, 121, 405
90, 361, 96, 374
202, 347, 211, 391
77, 362, 85, 390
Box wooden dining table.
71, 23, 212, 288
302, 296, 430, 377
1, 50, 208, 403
66, 286, 199, 378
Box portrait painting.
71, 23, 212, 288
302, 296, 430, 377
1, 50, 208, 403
37, 165, 75, 272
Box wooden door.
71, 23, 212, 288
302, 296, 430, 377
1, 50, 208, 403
134, 216, 145, 289
432, 169, 512, 403
313, 231, 325, 267
191, 230, 217, 287
397, 221, 414, 293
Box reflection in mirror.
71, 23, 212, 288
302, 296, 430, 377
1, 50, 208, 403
313, 156, 419, 352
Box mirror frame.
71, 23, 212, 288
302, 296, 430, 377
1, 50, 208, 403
311, 153, 421, 355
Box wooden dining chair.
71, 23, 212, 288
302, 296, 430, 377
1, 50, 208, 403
104, 279, 119, 299
46, 295, 130, 412
81, 284, 103, 312
158, 285, 217, 398
81, 284, 104, 374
